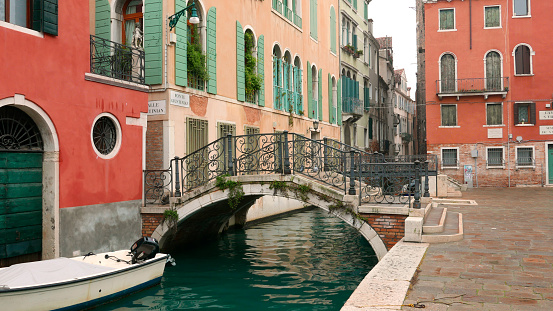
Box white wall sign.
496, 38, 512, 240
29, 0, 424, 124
539, 111, 553, 120
540, 126, 553, 135
148, 100, 166, 115
487, 128, 503, 139
170, 91, 190, 108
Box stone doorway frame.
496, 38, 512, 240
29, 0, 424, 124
0, 94, 60, 260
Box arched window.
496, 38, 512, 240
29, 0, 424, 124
513, 44, 532, 75
273, 45, 283, 110
122, 0, 143, 47
485, 51, 502, 91
311, 64, 318, 118
283, 51, 293, 111
244, 29, 259, 104
440, 53, 456, 93
186, 0, 207, 90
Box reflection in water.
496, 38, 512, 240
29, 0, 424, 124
96, 208, 378, 310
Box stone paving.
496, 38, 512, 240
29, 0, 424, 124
402, 187, 553, 310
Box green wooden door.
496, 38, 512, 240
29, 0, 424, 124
549, 145, 553, 184
0, 152, 43, 259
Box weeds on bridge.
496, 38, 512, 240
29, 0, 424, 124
216, 175, 245, 210
162, 207, 179, 237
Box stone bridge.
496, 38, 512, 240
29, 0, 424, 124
142, 132, 461, 260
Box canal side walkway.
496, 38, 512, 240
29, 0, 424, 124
402, 187, 553, 310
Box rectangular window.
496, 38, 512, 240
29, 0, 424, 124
514, 102, 535, 125
187, 118, 209, 154
484, 6, 501, 28
1, 0, 28, 27
486, 103, 503, 125
487, 147, 504, 167
442, 148, 458, 168
516, 147, 533, 166
441, 104, 457, 126
514, 0, 529, 17
439, 8, 455, 30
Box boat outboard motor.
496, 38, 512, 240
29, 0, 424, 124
130, 237, 160, 264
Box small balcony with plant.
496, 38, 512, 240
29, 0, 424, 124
90, 35, 145, 84
436, 77, 509, 100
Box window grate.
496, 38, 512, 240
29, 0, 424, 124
516, 148, 533, 166
187, 118, 208, 154
0, 106, 44, 151
442, 149, 458, 167
487, 148, 504, 166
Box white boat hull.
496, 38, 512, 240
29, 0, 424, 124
0, 252, 168, 311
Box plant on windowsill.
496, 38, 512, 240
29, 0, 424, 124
187, 25, 209, 83
342, 44, 356, 56
245, 32, 263, 99
354, 50, 363, 58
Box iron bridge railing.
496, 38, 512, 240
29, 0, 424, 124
90, 35, 145, 84
144, 132, 432, 208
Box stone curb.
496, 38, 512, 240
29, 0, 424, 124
342, 240, 429, 310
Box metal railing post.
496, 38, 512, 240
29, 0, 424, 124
342, 152, 347, 194
413, 160, 421, 209
424, 160, 430, 197
174, 157, 181, 197
349, 150, 357, 195
283, 131, 291, 174
227, 134, 234, 176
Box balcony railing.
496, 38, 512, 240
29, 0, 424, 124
342, 97, 363, 116
90, 35, 145, 84
272, 0, 302, 28
436, 77, 509, 99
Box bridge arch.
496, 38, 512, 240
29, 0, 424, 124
150, 174, 388, 260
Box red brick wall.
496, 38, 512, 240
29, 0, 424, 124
362, 214, 407, 250
142, 213, 164, 237
428, 143, 546, 187
146, 121, 164, 170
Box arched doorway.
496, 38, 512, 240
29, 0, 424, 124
0, 106, 44, 265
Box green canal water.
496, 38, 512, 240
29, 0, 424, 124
97, 208, 378, 310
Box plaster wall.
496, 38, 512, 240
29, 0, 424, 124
246, 196, 306, 223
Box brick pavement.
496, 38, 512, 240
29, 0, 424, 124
402, 187, 553, 310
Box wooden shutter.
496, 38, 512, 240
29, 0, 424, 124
337, 78, 342, 126
207, 8, 217, 94
530, 102, 536, 124
42, 0, 58, 35
144, 0, 163, 85
513, 103, 519, 125
94, 0, 110, 40
236, 21, 245, 101
368, 117, 373, 139
307, 61, 313, 118
318, 68, 323, 121
175, 0, 188, 87
257, 35, 265, 107
310, 0, 318, 40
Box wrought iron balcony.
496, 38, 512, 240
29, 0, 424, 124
436, 77, 509, 100
90, 35, 145, 84
342, 97, 364, 116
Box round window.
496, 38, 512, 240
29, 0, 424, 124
91, 114, 122, 158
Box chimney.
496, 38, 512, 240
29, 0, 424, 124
367, 19, 373, 34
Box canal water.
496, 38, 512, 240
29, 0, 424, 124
97, 208, 378, 310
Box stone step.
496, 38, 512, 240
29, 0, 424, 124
421, 211, 464, 243
423, 206, 447, 233
447, 190, 463, 197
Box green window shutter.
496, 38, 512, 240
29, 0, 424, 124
236, 21, 245, 102
257, 35, 265, 107
353, 0, 357, 11
330, 7, 336, 54
318, 69, 323, 121
33, 0, 58, 35
369, 117, 373, 139
144, 0, 163, 85
307, 61, 313, 118
337, 78, 342, 125
175, 0, 188, 87
207, 8, 217, 94
94, 0, 110, 40
310, 0, 318, 40
364, 2, 368, 20
328, 73, 333, 124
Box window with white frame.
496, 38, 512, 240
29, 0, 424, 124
485, 51, 502, 91
442, 148, 458, 168
440, 53, 456, 92
513, 44, 533, 75
514, 102, 535, 125
486, 147, 504, 167
513, 0, 530, 17
439, 8, 455, 31
516, 147, 534, 167
441, 104, 457, 126
486, 103, 503, 125
484, 6, 501, 28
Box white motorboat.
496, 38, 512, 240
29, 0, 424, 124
0, 237, 171, 311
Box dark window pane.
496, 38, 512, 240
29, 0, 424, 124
486, 51, 502, 90
488, 148, 503, 166
514, 0, 528, 16
487, 103, 502, 125
440, 9, 455, 30
442, 149, 457, 167
441, 54, 456, 92
441, 105, 457, 126
485, 6, 500, 28
515, 45, 531, 75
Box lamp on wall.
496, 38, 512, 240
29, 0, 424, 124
169, 1, 199, 31
313, 120, 319, 131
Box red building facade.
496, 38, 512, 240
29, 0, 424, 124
0, 0, 148, 265
424, 0, 553, 187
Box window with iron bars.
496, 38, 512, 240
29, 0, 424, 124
487, 147, 504, 167
516, 147, 534, 167
442, 148, 458, 168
